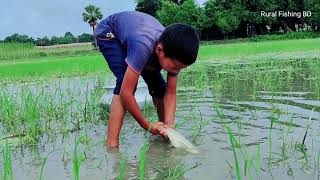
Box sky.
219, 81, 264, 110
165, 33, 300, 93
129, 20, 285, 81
0, 0, 207, 40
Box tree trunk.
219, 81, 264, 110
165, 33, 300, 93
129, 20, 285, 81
312, 24, 316, 31
92, 25, 97, 48
280, 21, 293, 33
236, 22, 248, 38
254, 24, 267, 35
259, 24, 265, 35
270, 22, 281, 32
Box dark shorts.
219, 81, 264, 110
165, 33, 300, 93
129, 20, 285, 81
96, 38, 167, 98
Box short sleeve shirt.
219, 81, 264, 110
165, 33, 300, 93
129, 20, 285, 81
95, 11, 165, 74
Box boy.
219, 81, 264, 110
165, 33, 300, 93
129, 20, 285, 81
95, 11, 199, 148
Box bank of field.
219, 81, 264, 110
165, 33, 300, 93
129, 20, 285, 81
0, 38, 320, 81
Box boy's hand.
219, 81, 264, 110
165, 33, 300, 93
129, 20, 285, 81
166, 124, 175, 129
158, 124, 168, 138
149, 122, 168, 138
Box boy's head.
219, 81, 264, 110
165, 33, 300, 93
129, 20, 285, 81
156, 23, 200, 74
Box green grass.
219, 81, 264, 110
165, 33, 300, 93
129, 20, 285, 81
0, 38, 319, 81
201, 32, 320, 45
268, 112, 276, 166
2, 139, 13, 180
0, 55, 109, 81
164, 164, 186, 180
0, 79, 106, 146
226, 127, 241, 180
0, 42, 95, 60
119, 154, 127, 180
73, 136, 83, 180
198, 38, 320, 60
251, 32, 320, 41
139, 140, 148, 180
213, 101, 264, 179
0, 43, 34, 60
39, 149, 62, 180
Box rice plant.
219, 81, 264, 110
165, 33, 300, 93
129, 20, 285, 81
2, 139, 13, 180
39, 149, 62, 180
139, 140, 149, 180
119, 154, 127, 180
73, 135, 86, 180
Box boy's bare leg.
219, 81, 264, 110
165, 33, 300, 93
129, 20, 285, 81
107, 95, 126, 148
152, 97, 165, 123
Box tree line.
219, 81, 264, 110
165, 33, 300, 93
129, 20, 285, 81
1, 32, 94, 46
136, 0, 320, 39
1, 4, 102, 46
2, 0, 319, 45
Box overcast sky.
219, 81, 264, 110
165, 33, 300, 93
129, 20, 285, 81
0, 0, 207, 40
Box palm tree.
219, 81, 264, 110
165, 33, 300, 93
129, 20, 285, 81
82, 5, 103, 46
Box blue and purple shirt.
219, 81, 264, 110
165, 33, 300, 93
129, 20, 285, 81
95, 11, 177, 76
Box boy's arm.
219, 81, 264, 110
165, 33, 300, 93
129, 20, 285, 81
120, 66, 160, 133
163, 74, 178, 128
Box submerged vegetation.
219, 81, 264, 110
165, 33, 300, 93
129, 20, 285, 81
0, 39, 320, 179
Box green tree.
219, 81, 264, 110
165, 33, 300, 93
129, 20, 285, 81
275, 0, 301, 32
157, 0, 206, 31
175, 0, 207, 31
36, 36, 50, 46
204, 0, 244, 37
305, 0, 320, 31
170, 0, 187, 5
4, 33, 34, 43
78, 33, 94, 43
246, 0, 285, 34
135, 0, 160, 16
63, 32, 77, 43
156, 0, 179, 25
83, 4, 103, 46
50, 36, 61, 45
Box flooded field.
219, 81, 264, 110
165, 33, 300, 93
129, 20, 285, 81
0, 58, 320, 180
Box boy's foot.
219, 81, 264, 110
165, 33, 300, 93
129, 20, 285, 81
106, 144, 120, 153
107, 140, 119, 148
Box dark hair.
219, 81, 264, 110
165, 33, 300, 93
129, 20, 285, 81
159, 23, 200, 66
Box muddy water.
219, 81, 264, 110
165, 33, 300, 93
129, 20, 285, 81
0, 59, 320, 180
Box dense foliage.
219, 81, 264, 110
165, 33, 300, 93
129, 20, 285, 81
137, 0, 320, 39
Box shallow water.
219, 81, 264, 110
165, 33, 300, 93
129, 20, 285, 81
0, 59, 320, 180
